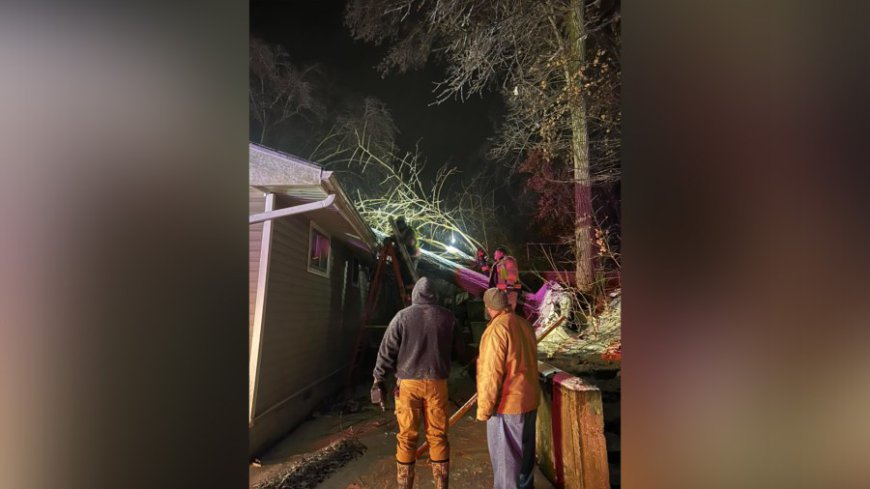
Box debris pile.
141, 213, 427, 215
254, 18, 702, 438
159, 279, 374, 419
602, 338, 621, 361
537, 293, 621, 361
252, 438, 367, 489
537, 281, 575, 327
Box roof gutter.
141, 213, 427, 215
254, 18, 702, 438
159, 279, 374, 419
248, 194, 336, 225
321, 174, 378, 250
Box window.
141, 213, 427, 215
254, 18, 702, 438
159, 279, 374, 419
307, 222, 331, 277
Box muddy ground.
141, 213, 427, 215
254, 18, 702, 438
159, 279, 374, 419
250, 394, 556, 489
250, 293, 620, 488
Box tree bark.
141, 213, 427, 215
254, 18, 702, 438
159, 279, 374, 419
567, 0, 594, 291
259, 114, 268, 144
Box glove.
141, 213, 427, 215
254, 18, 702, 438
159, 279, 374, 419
371, 379, 386, 411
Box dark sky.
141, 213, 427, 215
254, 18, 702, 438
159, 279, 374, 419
250, 0, 533, 248
250, 0, 504, 175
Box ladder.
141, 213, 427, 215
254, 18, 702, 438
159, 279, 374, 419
344, 221, 419, 389
388, 216, 419, 284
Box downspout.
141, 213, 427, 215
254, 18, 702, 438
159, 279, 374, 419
249, 193, 275, 425
248, 194, 336, 225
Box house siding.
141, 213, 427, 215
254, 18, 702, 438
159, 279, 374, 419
249, 211, 369, 456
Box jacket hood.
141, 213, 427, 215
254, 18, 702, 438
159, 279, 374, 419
411, 277, 437, 305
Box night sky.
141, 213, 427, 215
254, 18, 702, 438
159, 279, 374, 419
251, 0, 535, 247
250, 0, 504, 175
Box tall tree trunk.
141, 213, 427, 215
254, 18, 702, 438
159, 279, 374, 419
478, 196, 489, 251
259, 115, 268, 144
567, 0, 594, 291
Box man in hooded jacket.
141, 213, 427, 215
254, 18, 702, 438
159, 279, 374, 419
373, 277, 456, 488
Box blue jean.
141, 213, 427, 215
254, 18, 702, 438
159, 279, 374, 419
487, 410, 537, 489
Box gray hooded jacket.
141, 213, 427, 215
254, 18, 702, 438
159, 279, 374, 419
373, 277, 456, 381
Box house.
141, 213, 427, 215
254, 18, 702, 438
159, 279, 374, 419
248, 143, 377, 457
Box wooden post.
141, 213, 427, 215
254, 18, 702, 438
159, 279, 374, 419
537, 361, 610, 489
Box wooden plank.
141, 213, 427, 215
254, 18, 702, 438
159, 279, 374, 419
536, 385, 557, 484
537, 362, 610, 489
558, 373, 609, 489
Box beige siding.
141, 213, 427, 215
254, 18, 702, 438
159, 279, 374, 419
250, 211, 369, 455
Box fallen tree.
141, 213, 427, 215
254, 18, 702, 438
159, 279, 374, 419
312, 122, 499, 258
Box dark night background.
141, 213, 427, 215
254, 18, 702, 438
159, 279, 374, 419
250, 0, 533, 247
13, 3, 870, 489
250, 0, 502, 170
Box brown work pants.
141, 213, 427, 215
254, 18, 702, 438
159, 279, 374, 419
394, 378, 449, 463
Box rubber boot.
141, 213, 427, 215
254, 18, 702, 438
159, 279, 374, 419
431, 460, 449, 489
397, 462, 415, 489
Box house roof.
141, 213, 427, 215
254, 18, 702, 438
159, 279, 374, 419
249, 143, 377, 253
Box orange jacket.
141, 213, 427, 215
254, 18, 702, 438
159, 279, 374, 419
487, 256, 520, 290
476, 310, 540, 419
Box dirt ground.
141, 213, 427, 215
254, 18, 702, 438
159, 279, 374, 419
250, 399, 556, 489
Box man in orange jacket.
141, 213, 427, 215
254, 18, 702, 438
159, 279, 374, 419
476, 288, 540, 489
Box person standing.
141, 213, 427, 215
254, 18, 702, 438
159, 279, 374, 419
395, 216, 421, 271
488, 247, 522, 312
476, 247, 491, 274
476, 288, 540, 489
372, 277, 456, 488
